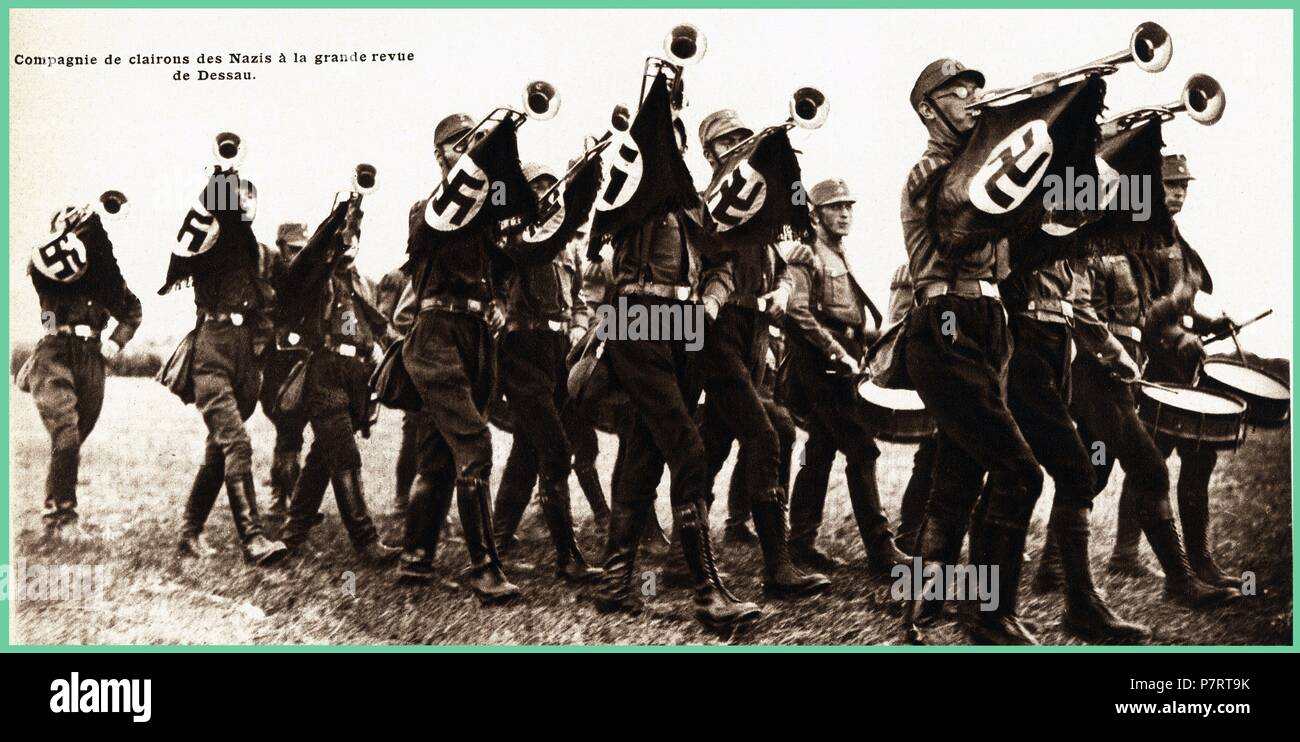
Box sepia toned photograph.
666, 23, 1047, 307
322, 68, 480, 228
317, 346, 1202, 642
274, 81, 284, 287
6, 5, 1292, 649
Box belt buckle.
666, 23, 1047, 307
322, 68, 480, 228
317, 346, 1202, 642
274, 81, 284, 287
675, 287, 690, 301
768, 324, 781, 338
756, 297, 768, 313
1061, 303, 1074, 318
466, 299, 482, 313
73, 325, 94, 338
230, 312, 245, 327
286, 332, 301, 346
980, 282, 999, 299
337, 344, 357, 358
547, 320, 564, 332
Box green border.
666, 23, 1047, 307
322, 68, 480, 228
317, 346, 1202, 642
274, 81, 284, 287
3, 0, 1297, 653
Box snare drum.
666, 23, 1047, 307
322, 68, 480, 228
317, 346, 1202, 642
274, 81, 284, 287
1199, 360, 1291, 427
1137, 383, 1247, 450
856, 378, 936, 444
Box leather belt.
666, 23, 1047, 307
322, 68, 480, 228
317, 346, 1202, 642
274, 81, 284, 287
420, 295, 492, 317
617, 282, 692, 301
916, 280, 1000, 303
201, 311, 247, 326
506, 317, 567, 334
47, 324, 98, 340
1017, 299, 1074, 325
1108, 322, 1142, 343
728, 294, 769, 313
327, 340, 370, 359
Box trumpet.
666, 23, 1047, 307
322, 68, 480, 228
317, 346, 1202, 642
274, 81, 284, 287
352, 163, 378, 195
535, 104, 632, 224
640, 23, 706, 110
1102, 74, 1226, 131
969, 21, 1173, 110
213, 131, 245, 170
452, 80, 561, 155
703, 87, 830, 201
96, 190, 130, 221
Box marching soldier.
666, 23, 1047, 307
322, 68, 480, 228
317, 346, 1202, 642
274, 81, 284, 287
259, 222, 312, 531
999, 255, 1150, 642
1110, 153, 1241, 589
489, 162, 601, 582
900, 60, 1044, 644
592, 120, 763, 631
170, 156, 288, 565
25, 199, 142, 541
695, 110, 830, 598
276, 195, 401, 565
886, 262, 937, 554
784, 178, 908, 577
375, 265, 420, 513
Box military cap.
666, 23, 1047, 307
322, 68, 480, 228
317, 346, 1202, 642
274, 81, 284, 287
276, 222, 308, 247
810, 178, 855, 207
1162, 153, 1195, 182
910, 58, 985, 113
698, 109, 754, 148
521, 161, 558, 185
434, 113, 475, 146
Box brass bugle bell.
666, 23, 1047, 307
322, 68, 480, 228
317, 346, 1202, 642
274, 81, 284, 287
1103, 73, 1226, 130
970, 21, 1173, 110
213, 131, 245, 170
664, 23, 707, 67
789, 86, 830, 129
454, 79, 562, 154
353, 163, 378, 194
96, 190, 129, 221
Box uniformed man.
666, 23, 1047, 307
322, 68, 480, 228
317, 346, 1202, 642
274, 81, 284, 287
1110, 153, 1241, 589
886, 262, 937, 555
1065, 249, 1238, 608
171, 163, 288, 565
259, 222, 312, 532
592, 123, 763, 630
784, 178, 909, 578
375, 265, 420, 513
489, 162, 601, 583
900, 60, 1044, 644
25, 202, 142, 541
695, 110, 830, 598
999, 254, 1149, 642
276, 197, 401, 565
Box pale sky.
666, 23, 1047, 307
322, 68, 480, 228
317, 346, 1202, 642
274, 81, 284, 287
9, 8, 1293, 358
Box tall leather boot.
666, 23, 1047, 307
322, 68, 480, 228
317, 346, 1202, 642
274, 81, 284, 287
595, 499, 652, 614
640, 504, 671, 556
538, 476, 601, 582
178, 457, 225, 557
902, 515, 965, 644
457, 477, 522, 605
574, 462, 611, 538
491, 471, 533, 556
788, 449, 841, 572
675, 500, 762, 631
847, 460, 909, 576
967, 510, 1038, 646
226, 473, 288, 566
394, 419, 418, 513
267, 449, 300, 536
280, 457, 331, 551
1031, 530, 1062, 594
1140, 511, 1239, 608
43, 448, 81, 542
332, 467, 400, 566
1109, 478, 1158, 577
751, 487, 831, 598
1054, 505, 1150, 643
723, 451, 758, 545
1178, 476, 1239, 589
396, 474, 454, 583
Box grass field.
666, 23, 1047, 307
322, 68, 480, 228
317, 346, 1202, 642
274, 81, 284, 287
8, 377, 1293, 646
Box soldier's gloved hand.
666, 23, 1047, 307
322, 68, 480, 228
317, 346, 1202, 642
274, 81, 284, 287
1208, 313, 1237, 335
1110, 352, 1141, 384
102, 339, 123, 360
830, 352, 859, 377
703, 296, 721, 323
762, 285, 791, 321
1173, 331, 1206, 367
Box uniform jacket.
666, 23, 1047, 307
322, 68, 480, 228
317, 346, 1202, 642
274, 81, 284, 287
609, 207, 732, 306
785, 233, 882, 363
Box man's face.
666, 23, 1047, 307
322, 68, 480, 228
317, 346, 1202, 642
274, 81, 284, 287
924, 78, 981, 133
529, 175, 558, 198
435, 141, 462, 178
706, 130, 750, 166
817, 202, 854, 237
1164, 179, 1189, 216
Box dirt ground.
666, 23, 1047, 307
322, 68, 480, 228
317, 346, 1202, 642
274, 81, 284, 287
8, 378, 1293, 646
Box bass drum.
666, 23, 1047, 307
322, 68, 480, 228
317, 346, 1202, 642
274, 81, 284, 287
855, 378, 935, 444
1137, 383, 1247, 450
1199, 360, 1290, 427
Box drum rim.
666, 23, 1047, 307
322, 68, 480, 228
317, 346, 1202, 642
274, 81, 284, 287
1139, 382, 1249, 414
1201, 359, 1292, 397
